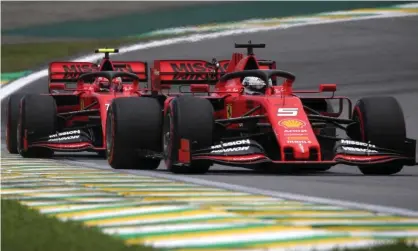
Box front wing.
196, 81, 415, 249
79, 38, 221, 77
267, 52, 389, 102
25, 129, 102, 152
178, 138, 417, 167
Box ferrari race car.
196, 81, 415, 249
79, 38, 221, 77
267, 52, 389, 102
105, 42, 417, 175
6, 48, 149, 158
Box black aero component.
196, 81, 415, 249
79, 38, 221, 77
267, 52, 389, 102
79, 71, 140, 82
6, 93, 26, 153
235, 40, 266, 55
220, 69, 295, 84
106, 97, 162, 170
352, 96, 406, 175
17, 95, 57, 158
163, 96, 214, 174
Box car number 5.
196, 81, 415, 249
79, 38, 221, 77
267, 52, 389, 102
277, 108, 298, 116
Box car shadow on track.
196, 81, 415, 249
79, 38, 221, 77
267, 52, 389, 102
50, 154, 417, 177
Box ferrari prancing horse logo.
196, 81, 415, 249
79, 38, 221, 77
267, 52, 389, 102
226, 104, 232, 118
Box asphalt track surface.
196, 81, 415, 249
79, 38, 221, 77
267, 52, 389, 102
2, 16, 418, 210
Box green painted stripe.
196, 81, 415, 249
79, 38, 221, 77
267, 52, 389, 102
119, 222, 272, 239
55, 207, 204, 221
148, 233, 351, 250
0, 71, 31, 81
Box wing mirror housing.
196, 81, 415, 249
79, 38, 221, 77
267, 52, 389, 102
319, 84, 337, 92
190, 84, 209, 93
49, 83, 66, 90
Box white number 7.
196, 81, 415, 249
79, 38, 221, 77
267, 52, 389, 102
105, 104, 110, 110
277, 108, 298, 116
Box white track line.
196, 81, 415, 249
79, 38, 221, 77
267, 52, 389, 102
64, 159, 418, 217
1, 11, 417, 101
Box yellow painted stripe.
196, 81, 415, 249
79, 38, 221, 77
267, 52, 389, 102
274, 216, 416, 222
53, 205, 190, 218
119, 191, 250, 196
96, 187, 224, 192
140, 196, 277, 202
84, 209, 235, 226
319, 227, 418, 232
126, 225, 314, 244
236, 210, 374, 216
174, 237, 374, 251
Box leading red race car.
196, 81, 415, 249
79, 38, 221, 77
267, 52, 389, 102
106, 42, 417, 175
6, 48, 150, 158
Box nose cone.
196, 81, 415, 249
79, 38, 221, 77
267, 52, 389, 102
266, 97, 321, 160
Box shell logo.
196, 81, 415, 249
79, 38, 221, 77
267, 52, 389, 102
278, 119, 306, 129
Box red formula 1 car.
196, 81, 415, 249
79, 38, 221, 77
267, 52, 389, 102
6, 48, 149, 158
106, 42, 417, 175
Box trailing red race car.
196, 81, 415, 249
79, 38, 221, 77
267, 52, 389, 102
106, 42, 417, 175
6, 48, 150, 158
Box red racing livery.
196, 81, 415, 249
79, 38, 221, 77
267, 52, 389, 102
6, 48, 150, 158
106, 41, 417, 175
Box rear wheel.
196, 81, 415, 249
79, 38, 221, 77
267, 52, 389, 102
163, 96, 214, 174
17, 95, 57, 158
106, 97, 162, 170
6, 93, 25, 153
352, 96, 406, 175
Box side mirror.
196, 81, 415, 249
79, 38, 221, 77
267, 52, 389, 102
190, 84, 209, 93
49, 83, 66, 90
319, 84, 336, 92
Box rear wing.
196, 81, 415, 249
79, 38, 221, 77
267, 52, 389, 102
48, 61, 148, 83
151, 59, 229, 91
151, 59, 277, 90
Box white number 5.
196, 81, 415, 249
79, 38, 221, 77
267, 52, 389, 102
277, 108, 298, 116
105, 104, 110, 110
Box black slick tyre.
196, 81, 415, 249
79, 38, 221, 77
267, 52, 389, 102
106, 97, 162, 170
17, 95, 57, 158
6, 93, 25, 153
163, 96, 214, 174
352, 96, 406, 175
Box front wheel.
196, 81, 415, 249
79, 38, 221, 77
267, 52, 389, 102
17, 95, 57, 158
352, 96, 406, 175
6, 93, 25, 154
163, 96, 214, 174
106, 97, 162, 170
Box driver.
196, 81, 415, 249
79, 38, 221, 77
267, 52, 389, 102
242, 76, 272, 95
96, 77, 122, 92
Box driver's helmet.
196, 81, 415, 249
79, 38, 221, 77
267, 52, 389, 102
242, 76, 272, 95
96, 77, 122, 91
112, 77, 123, 92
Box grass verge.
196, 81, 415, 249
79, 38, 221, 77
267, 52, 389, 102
1, 32, 193, 73
1, 38, 138, 73
1, 199, 417, 251
1, 199, 156, 251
